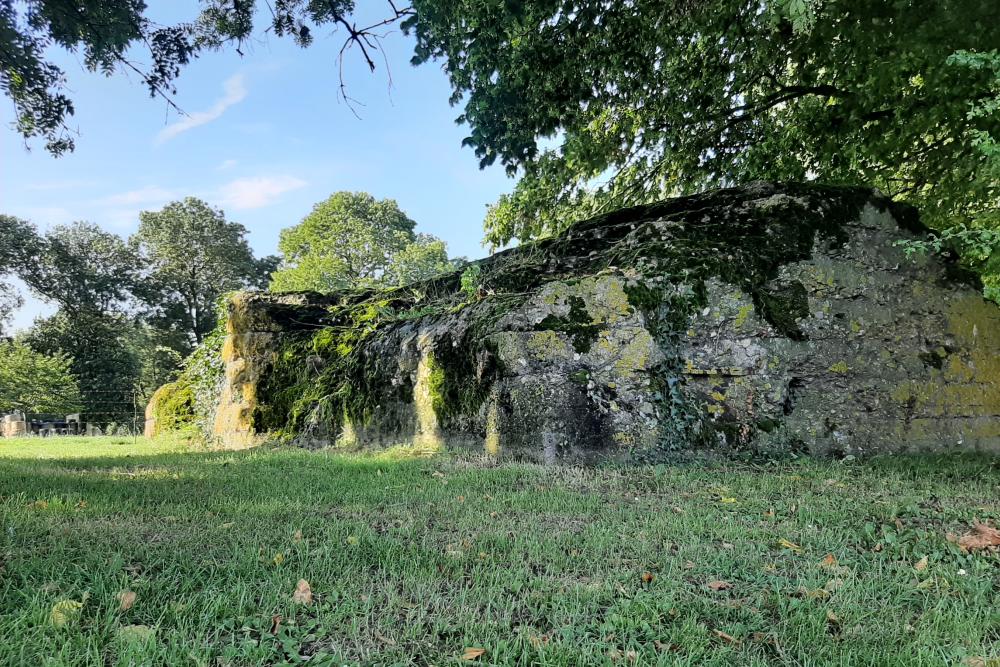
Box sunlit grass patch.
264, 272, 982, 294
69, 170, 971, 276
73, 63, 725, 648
0, 435, 197, 460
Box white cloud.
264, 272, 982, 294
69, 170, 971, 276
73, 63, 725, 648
24, 179, 99, 192
155, 74, 248, 144
217, 175, 307, 210
97, 186, 176, 207
216, 159, 238, 171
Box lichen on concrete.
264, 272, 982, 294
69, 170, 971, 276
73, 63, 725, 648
151, 182, 1000, 461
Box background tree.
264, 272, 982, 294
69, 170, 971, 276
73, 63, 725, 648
271, 192, 453, 293
134, 198, 277, 352
20, 312, 140, 423
0, 215, 39, 335
9, 221, 142, 420
19, 222, 137, 314
0, 340, 82, 415
127, 324, 188, 397
385, 235, 453, 286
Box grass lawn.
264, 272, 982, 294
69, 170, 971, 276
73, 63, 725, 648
0, 437, 998, 666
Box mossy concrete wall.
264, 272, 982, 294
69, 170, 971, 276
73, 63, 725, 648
200, 183, 1000, 461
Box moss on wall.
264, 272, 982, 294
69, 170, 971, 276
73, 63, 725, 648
146, 380, 195, 435
175, 183, 1000, 459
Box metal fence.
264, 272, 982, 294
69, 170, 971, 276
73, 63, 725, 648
4, 389, 146, 439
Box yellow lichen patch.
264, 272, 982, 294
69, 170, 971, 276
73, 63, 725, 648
212, 329, 267, 448
944, 355, 975, 383
412, 349, 444, 453
710, 391, 727, 402
733, 304, 755, 330
828, 361, 851, 374
602, 329, 655, 380
337, 412, 358, 449
538, 281, 572, 306
890, 383, 912, 404
947, 296, 1000, 349
220, 335, 237, 363
526, 331, 574, 360
565, 276, 636, 326
611, 431, 635, 446
894, 378, 1000, 418
484, 399, 501, 456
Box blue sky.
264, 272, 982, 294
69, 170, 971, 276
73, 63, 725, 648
1, 3, 514, 331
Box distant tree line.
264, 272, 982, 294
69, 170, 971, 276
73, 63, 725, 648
0, 192, 457, 421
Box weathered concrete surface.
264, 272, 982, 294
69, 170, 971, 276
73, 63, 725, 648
197, 183, 1000, 461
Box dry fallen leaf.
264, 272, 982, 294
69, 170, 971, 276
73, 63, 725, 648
653, 639, 677, 653
292, 530, 303, 543
117, 590, 137, 612
712, 629, 741, 645
820, 553, 838, 568
825, 609, 842, 635
374, 629, 397, 646
964, 658, 1000, 667
641, 571, 655, 584
794, 586, 830, 600
778, 538, 802, 553
292, 579, 313, 604
913, 556, 929, 571
955, 522, 1000, 552
461, 647, 486, 661
707, 580, 732, 591
823, 578, 845, 593
117, 624, 155, 643
270, 614, 281, 634
50, 599, 83, 627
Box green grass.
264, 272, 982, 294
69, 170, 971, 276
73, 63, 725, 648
0, 437, 998, 666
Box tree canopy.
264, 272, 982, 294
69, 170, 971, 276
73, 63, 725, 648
0, 0, 411, 154
0, 214, 38, 334
400, 1, 1000, 247
134, 198, 277, 350
271, 192, 453, 293
7, 2, 995, 280
0, 340, 81, 415
18, 222, 138, 315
